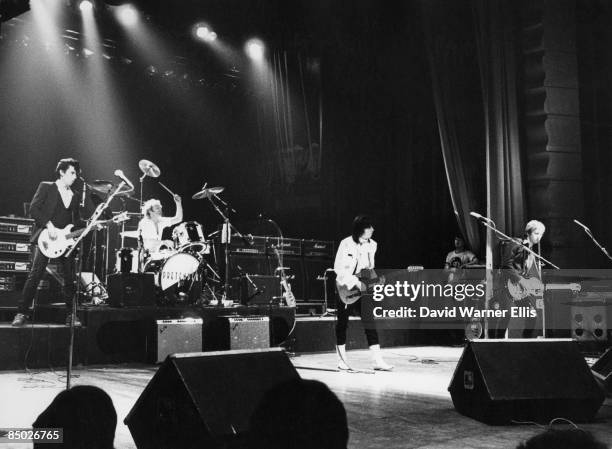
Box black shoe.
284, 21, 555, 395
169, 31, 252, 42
11, 313, 27, 327
65, 314, 82, 327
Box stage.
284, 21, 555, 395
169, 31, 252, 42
1, 346, 611, 449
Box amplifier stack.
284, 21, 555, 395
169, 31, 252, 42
0, 216, 33, 308
229, 237, 335, 307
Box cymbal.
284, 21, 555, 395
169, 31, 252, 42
89, 180, 116, 195
139, 159, 160, 178
192, 186, 225, 200
120, 230, 140, 239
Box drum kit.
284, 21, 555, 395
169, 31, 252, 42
88, 159, 234, 306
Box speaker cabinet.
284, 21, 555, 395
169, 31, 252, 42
228, 254, 269, 301
449, 340, 604, 424
108, 273, 155, 307
219, 316, 270, 350
238, 275, 280, 305
125, 348, 300, 449
571, 294, 608, 342
153, 318, 203, 363
303, 258, 335, 303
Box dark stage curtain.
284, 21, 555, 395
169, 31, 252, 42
420, 0, 485, 255
473, 0, 526, 237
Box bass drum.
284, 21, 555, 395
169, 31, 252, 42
157, 252, 202, 305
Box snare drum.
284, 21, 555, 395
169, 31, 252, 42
173, 221, 209, 254
147, 240, 177, 262
115, 248, 139, 273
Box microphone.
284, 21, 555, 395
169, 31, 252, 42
114, 169, 134, 190
470, 212, 488, 221
574, 219, 592, 234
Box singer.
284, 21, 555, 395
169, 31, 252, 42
137, 195, 183, 251
12, 158, 89, 327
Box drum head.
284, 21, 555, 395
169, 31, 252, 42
178, 241, 210, 255
160, 252, 200, 291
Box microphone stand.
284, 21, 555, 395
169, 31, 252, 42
265, 217, 287, 306
575, 221, 612, 263
320, 268, 336, 317
206, 193, 246, 306
473, 215, 560, 339
64, 181, 130, 390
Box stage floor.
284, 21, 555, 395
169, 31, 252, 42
0, 346, 611, 449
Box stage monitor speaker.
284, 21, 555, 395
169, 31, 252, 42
125, 348, 300, 449
449, 340, 604, 424
592, 347, 612, 394
108, 273, 155, 307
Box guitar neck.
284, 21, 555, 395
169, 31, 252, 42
64, 218, 113, 240
66, 228, 86, 240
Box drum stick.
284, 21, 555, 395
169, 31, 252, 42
158, 181, 175, 197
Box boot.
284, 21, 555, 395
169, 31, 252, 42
370, 344, 394, 371
336, 344, 351, 371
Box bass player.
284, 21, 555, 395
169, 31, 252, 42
12, 158, 86, 327
334, 215, 393, 371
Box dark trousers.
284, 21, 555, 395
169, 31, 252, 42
487, 295, 537, 339
336, 295, 379, 346
18, 245, 75, 315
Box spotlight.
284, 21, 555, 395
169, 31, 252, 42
245, 39, 264, 61
194, 24, 217, 42
79, 0, 94, 12
116, 4, 138, 26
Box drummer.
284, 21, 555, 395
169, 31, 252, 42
138, 194, 183, 252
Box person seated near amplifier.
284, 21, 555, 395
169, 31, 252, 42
444, 235, 478, 270
137, 195, 183, 252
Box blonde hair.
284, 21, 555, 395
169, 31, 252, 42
142, 199, 162, 218
525, 219, 545, 235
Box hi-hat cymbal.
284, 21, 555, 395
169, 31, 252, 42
192, 186, 225, 200
139, 160, 160, 178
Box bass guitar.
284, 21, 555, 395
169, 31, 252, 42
272, 246, 296, 307
38, 212, 128, 258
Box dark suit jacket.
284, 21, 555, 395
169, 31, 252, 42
29, 182, 82, 243
502, 237, 541, 283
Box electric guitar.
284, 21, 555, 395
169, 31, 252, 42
507, 276, 581, 303
38, 212, 128, 258
336, 268, 386, 305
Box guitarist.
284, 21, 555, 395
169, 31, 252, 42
489, 220, 545, 338
12, 158, 88, 327
334, 215, 393, 371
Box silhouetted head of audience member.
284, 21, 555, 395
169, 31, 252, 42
33, 385, 117, 449
249, 378, 348, 449
516, 428, 608, 449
